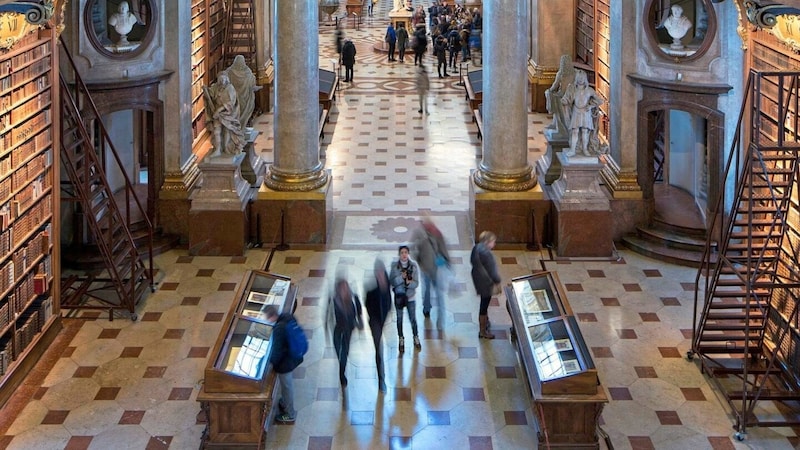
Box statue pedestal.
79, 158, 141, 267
551, 153, 613, 257
189, 153, 254, 256
389, 10, 412, 33
240, 128, 265, 187
537, 128, 570, 185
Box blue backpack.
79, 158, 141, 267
286, 317, 308, 360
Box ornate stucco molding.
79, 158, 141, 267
0, 1, 53, 25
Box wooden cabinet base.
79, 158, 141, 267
535, 400, 605, 448
198, 381, 278, 449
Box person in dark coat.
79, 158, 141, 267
385, 23, 397, 62
365, 258, 392, 392
413, 24, 427, 66
326, 277, 363, 387
341, 39, 357, 82
470, 231, 501, 339
396, 23, 409, 63
434, 34, 449, 78
264, 305, 304, 423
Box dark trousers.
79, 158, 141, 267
438, 60, 448, 76
369, 319, 385, 383
396, 300, 418, 338
388, 42, 396, 60
414, 50, 424, 65
344, 65, 353, 81
333, 327, 352, 384
399, 45, 406, 61
449, 50, 459, 68
479, 295, 491, 315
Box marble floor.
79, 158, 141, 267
0, 3, 799, 450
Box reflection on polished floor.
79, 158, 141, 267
0, 4, 798, 450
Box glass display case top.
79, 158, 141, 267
219, 317, 273, 380
528, 319, 583, 381
512, 275, 563, 326
240, 273, 291, 320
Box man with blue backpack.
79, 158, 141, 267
263, 305, 307, 424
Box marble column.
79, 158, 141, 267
264, 0, 328, 191
528, 0, 575, 113
604, 0, 642, 199
159, 0, 200, 242
471, 0, 545, 247
256, 0, 331, 246
472, 0, 535, 192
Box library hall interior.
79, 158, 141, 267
3, 0, 800, 449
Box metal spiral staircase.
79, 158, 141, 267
58, 37, 154, 321
691, 71, 800, 440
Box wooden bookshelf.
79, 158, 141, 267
190, 0, 227, 147
0, 26, 60, 408
575, 0, 594, 66
594, 0, 610, 140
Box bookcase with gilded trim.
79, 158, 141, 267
0, 25, 60, 407
190, 0, 227, 145
574, 0, 610, 141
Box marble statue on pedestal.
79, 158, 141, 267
226, 55, 262, 131
203, 71, 245, 157
561, 70, 604, 157
545, 55, 576, 137
392, 0, 411, 12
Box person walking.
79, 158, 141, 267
327, 277, 363, 387
412, 217, 450, 329
413, 24, 427, 66
416, 64, 429, 115
396, 23, 409, 63
263, 305, 304, 423
470, 231, 501, 339
390, 245, 421, 352
448, 28, 461, 70
341, 39, 356, 82
365, 259, 392, 392
434, 34, 449, 78
385, 23, 397, 62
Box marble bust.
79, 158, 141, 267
108, 1, 140, 45
663, 5, 692, 49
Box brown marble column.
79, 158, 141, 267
264, 0, 329, 191
604, 0, 642, 199
472, 0, 535, 192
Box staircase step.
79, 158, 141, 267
651, 216, 706, 238
636, 226, 713, 251
700, 329, 761, 343
696, 342, 761, 354
706, 311, 765, 321
621, 234, 711, 268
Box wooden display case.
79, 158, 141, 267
506, 271, 607, 448
198, 270, 297, 449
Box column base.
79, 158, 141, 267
159, 155, 201, 244
470, 173, 550, 246
253, 171, 332, 246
